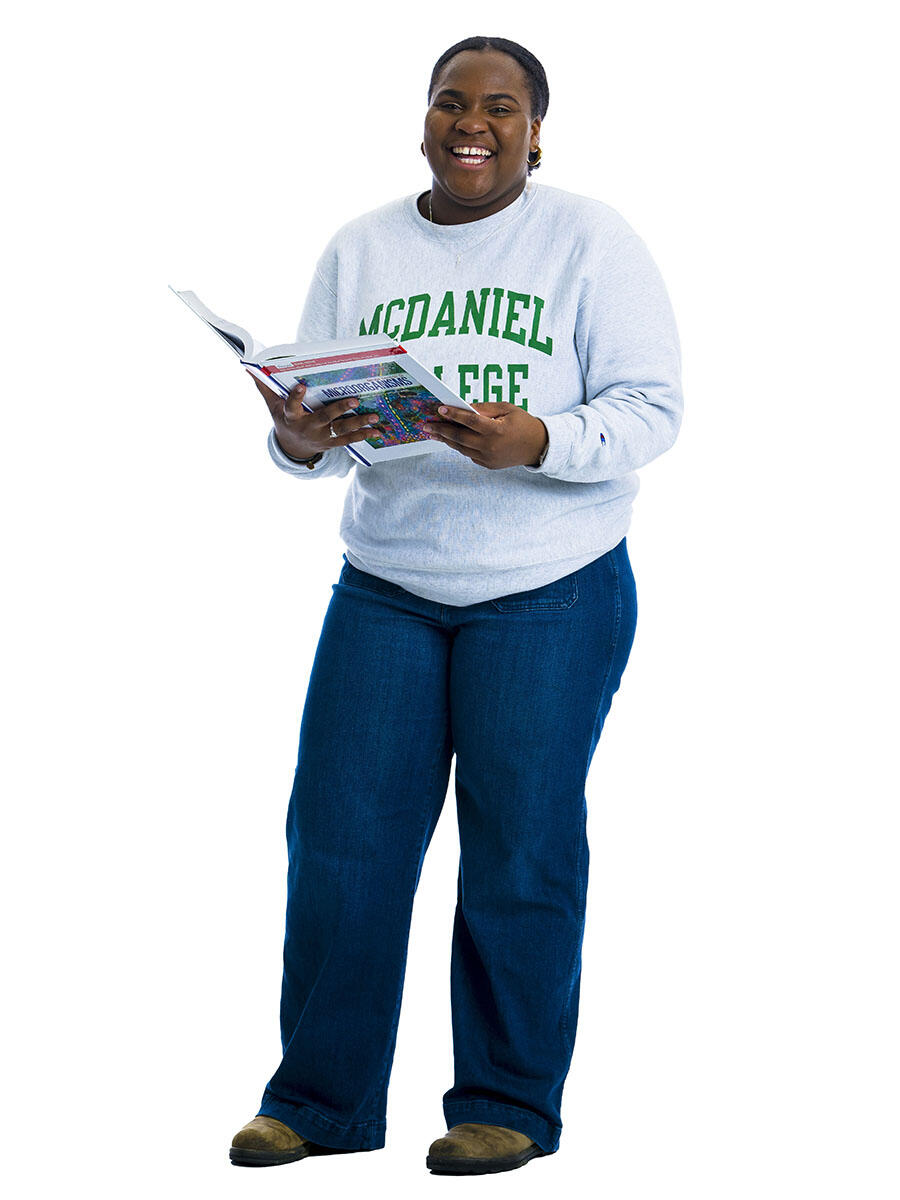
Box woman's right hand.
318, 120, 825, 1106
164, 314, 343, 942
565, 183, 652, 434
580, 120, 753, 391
247, 372, 382, 460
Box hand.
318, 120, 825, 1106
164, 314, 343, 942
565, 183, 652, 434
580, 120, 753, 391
247, 371, 382, 460
424, 402, 548, 469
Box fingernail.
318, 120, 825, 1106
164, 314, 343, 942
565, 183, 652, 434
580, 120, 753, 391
439, 406, 448, 414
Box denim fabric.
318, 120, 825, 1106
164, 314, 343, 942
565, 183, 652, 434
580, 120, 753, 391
257, 537, 638, 1153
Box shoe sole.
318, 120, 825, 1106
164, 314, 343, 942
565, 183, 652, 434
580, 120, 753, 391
230, 1141, 364, 1167
230, 1137, 312, 1166
426, 1144, 547, 1175
230, 1144, 311, 1167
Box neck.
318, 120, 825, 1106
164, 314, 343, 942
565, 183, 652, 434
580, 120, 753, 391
425, 178, 528, 225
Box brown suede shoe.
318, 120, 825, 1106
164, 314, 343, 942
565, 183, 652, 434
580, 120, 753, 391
230, 1116, 313, 1166
426, 1122, 547, 1175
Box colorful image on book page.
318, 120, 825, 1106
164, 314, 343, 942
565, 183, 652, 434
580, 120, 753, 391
289, 359, 442, 447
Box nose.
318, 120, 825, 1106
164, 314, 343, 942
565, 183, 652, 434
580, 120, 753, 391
454, 110, 488, 135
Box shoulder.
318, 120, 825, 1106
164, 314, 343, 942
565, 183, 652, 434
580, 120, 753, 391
527, 182, 640, 256
318, 195, 412, 254
311, 195, 411, 292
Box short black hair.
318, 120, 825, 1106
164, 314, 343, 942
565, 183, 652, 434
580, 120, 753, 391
427, 36, 549, 173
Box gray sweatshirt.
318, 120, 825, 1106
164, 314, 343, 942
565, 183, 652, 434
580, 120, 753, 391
268, 179, 683, 606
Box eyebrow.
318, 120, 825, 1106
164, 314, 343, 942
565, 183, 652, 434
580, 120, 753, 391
434, 89, 522, 104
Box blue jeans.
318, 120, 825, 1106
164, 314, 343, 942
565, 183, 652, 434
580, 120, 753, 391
257, 538, 638, 1154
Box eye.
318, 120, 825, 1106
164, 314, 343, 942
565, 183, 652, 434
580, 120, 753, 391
437, 101, 512, 114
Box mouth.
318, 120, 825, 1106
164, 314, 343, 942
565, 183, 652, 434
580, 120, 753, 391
446, 145, 495, 169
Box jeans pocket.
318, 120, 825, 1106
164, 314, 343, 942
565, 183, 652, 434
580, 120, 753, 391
489, 571, 579, 613
340, 559, 407, 598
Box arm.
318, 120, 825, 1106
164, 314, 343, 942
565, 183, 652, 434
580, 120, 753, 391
522, 232, 683, 482
266, 252, 357, 481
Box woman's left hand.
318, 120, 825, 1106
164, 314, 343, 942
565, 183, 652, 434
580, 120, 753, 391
424, 402, 548, 469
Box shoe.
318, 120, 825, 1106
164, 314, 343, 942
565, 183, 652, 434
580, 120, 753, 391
426, 1122, 547, 1175
230, 1115, 313, 1166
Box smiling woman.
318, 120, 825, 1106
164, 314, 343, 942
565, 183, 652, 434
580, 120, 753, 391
234, 33, 683, 1180
420, 41, 546, 225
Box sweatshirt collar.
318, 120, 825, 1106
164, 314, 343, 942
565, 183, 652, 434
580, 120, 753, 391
406, 178, 535, 243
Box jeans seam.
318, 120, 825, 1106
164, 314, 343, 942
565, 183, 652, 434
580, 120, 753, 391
559, 817, 587, 1056
368, 727, 447, 1117
489, 574, 579, 613
559, 551, 622, 1053
341, 560, 405, 598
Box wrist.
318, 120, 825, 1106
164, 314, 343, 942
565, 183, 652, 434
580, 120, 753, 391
274, 431, 322, 465
529, 419, 549, 467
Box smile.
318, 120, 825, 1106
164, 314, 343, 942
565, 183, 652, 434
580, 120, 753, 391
448, 146, 495, 167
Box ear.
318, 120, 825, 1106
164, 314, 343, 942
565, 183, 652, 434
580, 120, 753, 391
530, 115, 542, 149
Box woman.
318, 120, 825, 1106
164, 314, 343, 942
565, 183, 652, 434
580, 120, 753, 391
230, 35, 682, 1176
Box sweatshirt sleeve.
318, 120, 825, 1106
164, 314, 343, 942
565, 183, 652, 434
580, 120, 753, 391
522, 232, 683, 482
266, 247, 356, 481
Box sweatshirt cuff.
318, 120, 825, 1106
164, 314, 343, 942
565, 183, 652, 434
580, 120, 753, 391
520, 413, 571, 476
267, 427, 324, 474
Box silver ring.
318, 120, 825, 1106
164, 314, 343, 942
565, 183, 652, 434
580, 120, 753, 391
329, 422, 337, 438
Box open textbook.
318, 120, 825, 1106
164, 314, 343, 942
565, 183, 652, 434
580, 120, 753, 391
170, 287, 478, 467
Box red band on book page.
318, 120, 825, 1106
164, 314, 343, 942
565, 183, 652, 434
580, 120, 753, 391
260, 345, 407, 376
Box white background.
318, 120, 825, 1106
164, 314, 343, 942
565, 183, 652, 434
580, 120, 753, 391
2, 2, 897, 1197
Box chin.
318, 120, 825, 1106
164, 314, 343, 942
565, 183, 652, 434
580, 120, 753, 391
441, 178, 497, 202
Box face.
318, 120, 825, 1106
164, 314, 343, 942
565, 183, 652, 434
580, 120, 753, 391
423, 49, 541, 222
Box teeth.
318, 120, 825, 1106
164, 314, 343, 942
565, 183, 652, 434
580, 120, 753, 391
451, 146, 492, 157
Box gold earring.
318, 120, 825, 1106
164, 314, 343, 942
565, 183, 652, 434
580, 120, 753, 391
528, 146, 542, 165
421, 142, 426, 156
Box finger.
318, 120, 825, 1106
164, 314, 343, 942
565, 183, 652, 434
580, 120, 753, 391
282, 380, 308, 423
428, 424, 473, 452
318, 397, 370, 430
348, 411, 382, 434
331, 418, 383, 446
320, 397, 355, 423
433, 403, 490, 430
322, 403, 382, 435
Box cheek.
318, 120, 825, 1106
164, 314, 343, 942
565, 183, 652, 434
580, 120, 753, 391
424, 112, 444, 140
505, 122, 530, 149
